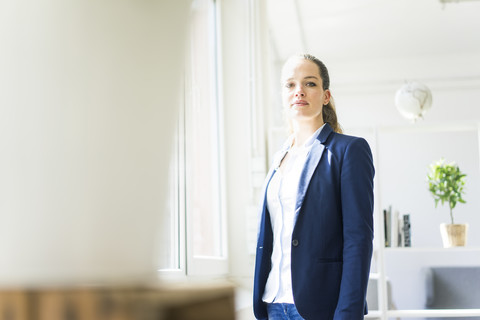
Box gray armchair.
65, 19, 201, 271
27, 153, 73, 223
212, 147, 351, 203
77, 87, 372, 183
423, 266, 480, 320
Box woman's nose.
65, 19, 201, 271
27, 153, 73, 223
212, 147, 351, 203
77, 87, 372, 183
295, 90, 305, 97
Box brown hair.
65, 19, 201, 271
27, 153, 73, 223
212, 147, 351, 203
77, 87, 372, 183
286, 54, 343, 134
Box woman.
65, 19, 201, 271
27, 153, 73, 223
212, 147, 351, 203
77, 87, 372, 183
253, 54, 375, 320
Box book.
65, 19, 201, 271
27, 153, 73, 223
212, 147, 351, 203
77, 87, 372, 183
391, 210, 399, 247
383, 208, 390, 247
384, 207, 412, 248
403, 214, 411, 247
398, 215, 405, 247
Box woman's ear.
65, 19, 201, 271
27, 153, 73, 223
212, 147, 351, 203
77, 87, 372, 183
324, 89, 331, 105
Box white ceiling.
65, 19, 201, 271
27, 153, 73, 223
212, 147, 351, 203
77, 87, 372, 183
266, 0, 480, 127
267, 0, 480, 63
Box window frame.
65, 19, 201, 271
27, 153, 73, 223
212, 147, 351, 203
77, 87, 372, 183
159, 0, 228, 279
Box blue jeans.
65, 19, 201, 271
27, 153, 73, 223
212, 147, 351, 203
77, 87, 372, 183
266, 303, 305, 320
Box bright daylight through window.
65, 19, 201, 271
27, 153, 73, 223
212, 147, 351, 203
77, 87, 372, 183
158, 0, 225, 275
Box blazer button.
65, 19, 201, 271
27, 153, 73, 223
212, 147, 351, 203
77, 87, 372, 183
292, 239, 299, 247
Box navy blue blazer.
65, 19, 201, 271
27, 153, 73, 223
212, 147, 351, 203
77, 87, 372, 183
253, 123, 375, 320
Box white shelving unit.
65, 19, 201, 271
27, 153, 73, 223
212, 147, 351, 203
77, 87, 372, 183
387, 309, 480, 318
370, 224, 480, 319
365, 124, 480, 319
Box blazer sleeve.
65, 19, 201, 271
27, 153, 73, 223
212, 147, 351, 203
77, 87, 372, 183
334, 137, 375, 319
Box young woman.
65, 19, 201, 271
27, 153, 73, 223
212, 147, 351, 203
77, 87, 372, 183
253, 54, 375, 320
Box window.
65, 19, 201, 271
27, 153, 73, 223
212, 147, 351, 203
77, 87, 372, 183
186, 0, 227, 275
157, 116, 184, 272
159, 0, 227, 276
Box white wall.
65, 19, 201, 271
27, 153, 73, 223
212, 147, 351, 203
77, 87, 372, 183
332, 52, 480, 125
0, 0, 190, 286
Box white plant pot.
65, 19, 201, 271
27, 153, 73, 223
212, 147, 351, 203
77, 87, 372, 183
440, 223, 468, 248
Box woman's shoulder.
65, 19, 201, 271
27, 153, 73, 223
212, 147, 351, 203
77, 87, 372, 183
326, 131, 372, 155
329, 131, 367, 145
319, 123, 366, 145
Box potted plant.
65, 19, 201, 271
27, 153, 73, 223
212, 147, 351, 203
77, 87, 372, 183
427, 158, 467, 247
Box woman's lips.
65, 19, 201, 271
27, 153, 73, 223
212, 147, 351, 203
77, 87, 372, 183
292, 100, 308, 106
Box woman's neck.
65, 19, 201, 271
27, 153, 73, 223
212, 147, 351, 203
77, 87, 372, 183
291, 120, 324, 147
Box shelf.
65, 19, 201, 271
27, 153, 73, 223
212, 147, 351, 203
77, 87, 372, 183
387, 309, 480, 318
365, 310, 382, 318
383, 246, 480, 253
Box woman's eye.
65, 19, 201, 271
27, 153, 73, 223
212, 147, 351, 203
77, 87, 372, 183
306, 82, 317, 87
285, 82, 294, 88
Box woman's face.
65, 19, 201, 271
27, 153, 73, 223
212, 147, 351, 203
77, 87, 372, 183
281, 58, 331, 125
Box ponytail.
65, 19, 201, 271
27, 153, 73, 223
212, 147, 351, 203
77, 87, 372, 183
323, 98, 342, 134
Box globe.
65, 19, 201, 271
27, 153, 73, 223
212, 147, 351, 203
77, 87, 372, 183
395, 82, 432, 121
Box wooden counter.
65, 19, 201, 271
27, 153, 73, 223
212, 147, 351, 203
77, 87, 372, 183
0, 282, 235, 320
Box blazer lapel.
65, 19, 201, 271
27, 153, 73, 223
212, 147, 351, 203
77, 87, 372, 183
294, 140, 324, 217
294, 124, 333, 222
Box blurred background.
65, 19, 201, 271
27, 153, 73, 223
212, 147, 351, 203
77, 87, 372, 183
1, 0, 480, 319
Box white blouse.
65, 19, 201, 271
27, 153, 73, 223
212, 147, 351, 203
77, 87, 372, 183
262, 125, 324, 304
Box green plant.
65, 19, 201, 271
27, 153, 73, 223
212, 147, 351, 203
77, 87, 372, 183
427, 158, 466, 224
